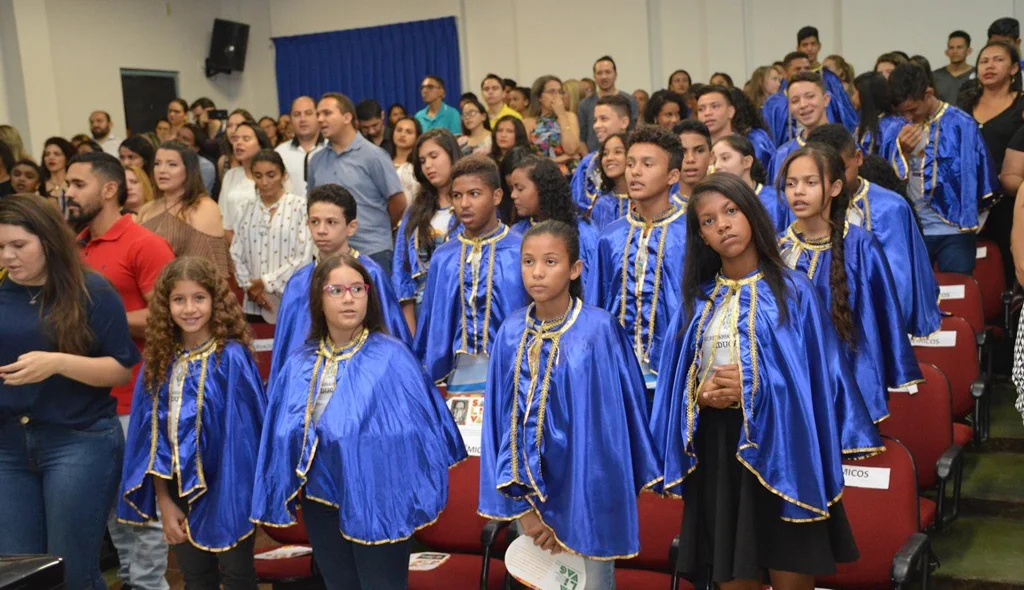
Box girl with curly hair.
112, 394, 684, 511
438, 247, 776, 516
508, 154, 599, 301
776, 145, 921, 430
252, 253, 465, 589
117, 256, 266, 589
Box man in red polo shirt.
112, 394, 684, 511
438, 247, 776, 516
66, 151, 175, 590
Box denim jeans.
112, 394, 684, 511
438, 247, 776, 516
0, 415, 124, 590
925, 233, 977, 274
108, 414, 169, 590
583, 559, 616, 590
303, 497, 412, 589
368, 249, 394, 277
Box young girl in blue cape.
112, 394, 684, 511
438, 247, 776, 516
252, 253, 466, 589
118, 257, 267, 589
777, 144, 922, 427
650, 173, 861, 588
479, 220, 660, 588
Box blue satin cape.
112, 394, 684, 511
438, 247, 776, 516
118, 340, 267, 551
512, 217, 598, 304
270, 252, 412, 386
849, 178, 941, 336
754, 183, 793, 235
858, 115, 904, 156
766, 135, 806, 185
479, 299, 661, 559
391, 209, 462, 303
593, 204, 687, 381
761, 69, 859, 149
747, 128, 776, 172
570, 151, 601, 214
251, 331, 468, 543
413, 223, 529, 384
779, 224, 923, 424
650, 271, 874, 522
880, 102, 997, 231
586, 189, 631, 232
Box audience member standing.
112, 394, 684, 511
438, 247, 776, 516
41, 137, 75, 218
934, 31, 975, 104
0, 194, 139, 590
355, 99, 394, 154
220, 122, 273, 244
577, 56, 640, 151
415, 75, 463, 134
0, 143, 13, 197
390, 116, 422, 207
275, 96, 326, 197
525, 76, 582, 173
308, 93, 407, 274
89, 111, 120, 156
230, 150, 312, 323
66, 152, 175, 590
167, 99, 189, 139
138, 142, 233, 278
175, 123, 217, 195
481, 74, 522, 127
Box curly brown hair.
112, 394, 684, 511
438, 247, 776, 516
142, 257, 252, 395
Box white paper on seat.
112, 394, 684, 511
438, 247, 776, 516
505, 535, 586, 590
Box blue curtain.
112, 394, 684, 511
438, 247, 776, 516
273, 17, 461, 118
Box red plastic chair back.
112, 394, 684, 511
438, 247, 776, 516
816, 438, 921, 590
415, 457, 493, 554
616, 491, 683, 571
912, 316, 978, 420
262, 504, 311, 545
879, 363, 954, 490
972, 239, 1006, 324
250, 322, 276, 384
934, 272, 985, 334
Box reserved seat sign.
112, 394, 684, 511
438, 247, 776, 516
842, 465, 891, 489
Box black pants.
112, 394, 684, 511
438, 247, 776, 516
170, 484, 257, 590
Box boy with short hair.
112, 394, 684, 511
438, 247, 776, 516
415, 156, 528, 395
571, 94, 633, 211
270, 184, 411, 385
767, 71, 831, 183
595, 125, 688, 396
671, 120, 713, 208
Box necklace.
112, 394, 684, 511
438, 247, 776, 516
25, 286, 42, 305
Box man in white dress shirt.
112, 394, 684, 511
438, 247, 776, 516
275, 96, 326, 196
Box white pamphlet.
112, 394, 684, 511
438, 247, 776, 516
505, 535, 586, 590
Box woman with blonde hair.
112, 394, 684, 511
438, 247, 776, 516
123, 165, 155, 216
744, 65, 782, 110
0, 125, 31, 162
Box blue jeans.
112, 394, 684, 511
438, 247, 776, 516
108, 414, 169, 590
0, 415, 125, 590
368, 249, 394, 277
583, 559, 616, 589
925, 233, 977, 274
302, 497, 411, 589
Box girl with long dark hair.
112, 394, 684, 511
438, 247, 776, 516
853, 72, 902, 155
650, 173, 861, 588
777, 144, 921, 428
711, 134, 791, 233
587, 133, 631, 231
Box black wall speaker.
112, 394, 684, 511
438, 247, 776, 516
206, 18, 250, 77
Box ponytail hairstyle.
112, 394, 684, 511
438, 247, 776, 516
511, 155, 578, 226
523, 219, 583, 300
682, 173, 789, 325
777, 144, 854, 345
405, 128, 462, 253
714, 133, 766, 185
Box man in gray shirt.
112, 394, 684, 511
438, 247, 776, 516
932, 30, 975, 104
577, 55, 640, 151
307, 92, 407, 274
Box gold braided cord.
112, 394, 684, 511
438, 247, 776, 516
458, 239, 469, 353
508, 315, 531, 482
644, 219, 671, 361
685, 283, 722, 455
482, 235, 499, 350
851, 178, 872, 231
618, 224, 636, 327
456, 224, 508, 354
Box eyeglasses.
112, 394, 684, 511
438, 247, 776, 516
323, 283, 370, 299
462, 110, 482, 119
421, 84, 440, 91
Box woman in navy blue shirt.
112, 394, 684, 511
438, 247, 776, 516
0, 194, 139, 590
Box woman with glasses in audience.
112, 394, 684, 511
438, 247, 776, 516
459, 97, 492, 156
525, 75, 582, 174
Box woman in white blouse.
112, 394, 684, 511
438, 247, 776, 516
220, 121, 272, 245
390, 116, 422, 210
229, 150, 312, 323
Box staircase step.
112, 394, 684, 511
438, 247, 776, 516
988, 383, 1024, 449
931, 516, 1024, 587
960, 453, 1024, 506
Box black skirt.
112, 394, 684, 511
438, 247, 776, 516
676, 408, 859, 583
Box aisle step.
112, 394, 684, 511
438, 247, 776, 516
931, 516, 1024, 589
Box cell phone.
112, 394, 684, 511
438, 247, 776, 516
208, 109, 229, 120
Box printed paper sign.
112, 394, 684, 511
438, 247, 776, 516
911, 331, 956, 348
888, 384, 919, 395
843, 465, 891, 489
408, 552, 451, 571
254, 545, 312, 560
253, 338, 274, 352
939, 285, 965, 300
977, 246, 988, 259
446, 395, 484, 457
505, 536, 587, 590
